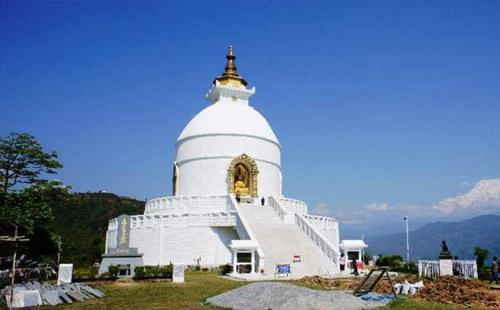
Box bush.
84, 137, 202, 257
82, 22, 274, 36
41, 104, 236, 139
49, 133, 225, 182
108, 265, 119, 278
398, 261, 418, 274
133, 264, 173, 280
73, 267, 98, 281
218, 264, 233, 275
376, 255, 404, 270
73, 267, 97, 282
478, 267, 490, 281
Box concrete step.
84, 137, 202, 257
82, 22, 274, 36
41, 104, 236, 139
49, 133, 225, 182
238, 204, 336, 277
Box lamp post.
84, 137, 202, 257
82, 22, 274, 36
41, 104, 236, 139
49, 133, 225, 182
403, 216, 410, 262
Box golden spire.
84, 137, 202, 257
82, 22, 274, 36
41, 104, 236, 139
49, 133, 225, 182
214, 45, 248, 87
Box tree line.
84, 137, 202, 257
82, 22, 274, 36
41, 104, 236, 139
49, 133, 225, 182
0, 132, 144, 267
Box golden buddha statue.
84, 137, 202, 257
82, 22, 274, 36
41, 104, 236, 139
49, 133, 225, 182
234, 164, 250, 195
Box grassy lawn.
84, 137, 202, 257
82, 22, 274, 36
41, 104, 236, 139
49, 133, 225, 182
44, 272, 489, 309
50, 272, 247, 310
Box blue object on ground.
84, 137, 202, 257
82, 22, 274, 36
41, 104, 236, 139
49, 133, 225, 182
360, 293, 395, 301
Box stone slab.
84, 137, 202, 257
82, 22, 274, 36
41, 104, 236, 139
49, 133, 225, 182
173, 264, 185, 283
57, 264, 73, 285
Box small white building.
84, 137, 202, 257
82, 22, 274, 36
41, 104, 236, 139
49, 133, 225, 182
100, 47, 341, 278
340, 240, 368, 262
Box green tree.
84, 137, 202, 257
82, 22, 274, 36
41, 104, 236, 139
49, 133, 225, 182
474, 246, 490, 268
0, 132, 64, 235
0, 132, 62, 194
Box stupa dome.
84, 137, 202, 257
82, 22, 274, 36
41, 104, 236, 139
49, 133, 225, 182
177, 101, 279, 145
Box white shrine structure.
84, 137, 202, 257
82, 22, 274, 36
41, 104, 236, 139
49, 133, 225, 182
100, 47, 341, 278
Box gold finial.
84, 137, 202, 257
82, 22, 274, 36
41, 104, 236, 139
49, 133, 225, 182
214, 45, 248, 87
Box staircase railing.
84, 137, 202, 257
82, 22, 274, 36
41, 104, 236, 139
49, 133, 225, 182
268, 196, 307, 224
295, 213, 340, 267
268, 196, 287, 223
228, 195, 266, 273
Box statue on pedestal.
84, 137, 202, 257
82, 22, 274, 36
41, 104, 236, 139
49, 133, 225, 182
439, 240, 453, 259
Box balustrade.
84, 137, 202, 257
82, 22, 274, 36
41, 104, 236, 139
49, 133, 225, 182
144, 195, 230, 214
295, 213, 340, 265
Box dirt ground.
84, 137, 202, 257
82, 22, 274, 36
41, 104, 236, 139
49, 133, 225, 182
293, 274, 500, 309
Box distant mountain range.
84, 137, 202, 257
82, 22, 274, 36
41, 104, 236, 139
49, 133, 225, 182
364, 214, 500, 260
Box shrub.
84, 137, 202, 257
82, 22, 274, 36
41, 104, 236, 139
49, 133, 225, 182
218, 264, 233, 275
375, 255, 404, 270
108, 265, 119, 278
478, 267, 490, 281
398, 261, 418, 274
73, 267, 98, 281
133, 264, 173, 280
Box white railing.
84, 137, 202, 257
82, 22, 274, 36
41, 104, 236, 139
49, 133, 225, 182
295, 213, 340, 267
268, 196, 287, 222
268, 196, 308, 224
302, 214, 338, 230
228, 195, 266, 273
144, 195, 230, 214
107, 212, 236, 231
418, 260, 440, 278
273, 196, 308, 215
418, 260, 478, 278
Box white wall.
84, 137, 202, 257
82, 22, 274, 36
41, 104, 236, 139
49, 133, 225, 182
176, 135, 281, 197
129, 225, 238, 266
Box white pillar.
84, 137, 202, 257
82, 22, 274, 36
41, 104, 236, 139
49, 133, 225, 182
251, 250, 256, 274
158, 219, 164, 265
232, 250, 238, 275
104, 231, 109, 254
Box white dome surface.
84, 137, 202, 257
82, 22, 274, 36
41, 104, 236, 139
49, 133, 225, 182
177, 102, 279, 145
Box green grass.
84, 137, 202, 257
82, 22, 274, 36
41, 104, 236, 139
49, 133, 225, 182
50, 272, 247, 310
45, 272, 490, 310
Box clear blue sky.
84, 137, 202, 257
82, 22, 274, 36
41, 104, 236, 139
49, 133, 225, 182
2, 1, 499, 214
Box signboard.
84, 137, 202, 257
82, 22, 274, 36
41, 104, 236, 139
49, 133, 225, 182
173, 264, 185, 283
57, 264, 73, 285
106, 215, 140, 255
439, 259, 453, 276
293, 255, 301, 263
275, 264, 291, 276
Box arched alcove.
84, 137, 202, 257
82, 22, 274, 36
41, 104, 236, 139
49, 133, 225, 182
227, 154, 259, 197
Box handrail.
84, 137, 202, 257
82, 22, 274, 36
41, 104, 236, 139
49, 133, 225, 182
268, 196, 287, 222
268, 195, 308, 224
228, 195, 266, 273
295, 213, 340, 265
302, 214, 338, 230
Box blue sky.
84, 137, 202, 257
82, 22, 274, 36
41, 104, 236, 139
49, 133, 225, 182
1, 1, 499, 217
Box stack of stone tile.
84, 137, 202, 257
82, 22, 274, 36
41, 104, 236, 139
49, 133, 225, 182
1, 281, 104, 307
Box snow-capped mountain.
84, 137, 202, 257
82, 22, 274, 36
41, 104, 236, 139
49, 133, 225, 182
433, 178, 500, 215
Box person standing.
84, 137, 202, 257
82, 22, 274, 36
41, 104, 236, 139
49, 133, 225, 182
351, 257, 359, 276
339, 253, 346, 272
236, 193, 241, 203
261, 197, 265, 206
490, 256, 499, 284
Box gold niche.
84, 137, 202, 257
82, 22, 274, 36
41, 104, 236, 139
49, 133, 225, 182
227, 154, 258, 197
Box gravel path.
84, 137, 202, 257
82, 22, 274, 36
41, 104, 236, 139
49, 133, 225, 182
206, 282, 391, 310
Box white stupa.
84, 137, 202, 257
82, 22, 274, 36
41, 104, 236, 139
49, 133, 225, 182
100, 47, 341, 278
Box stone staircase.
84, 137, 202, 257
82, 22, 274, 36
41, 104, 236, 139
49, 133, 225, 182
238, 201, 337, 277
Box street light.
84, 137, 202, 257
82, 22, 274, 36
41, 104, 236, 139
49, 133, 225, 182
403, 216, 410, 262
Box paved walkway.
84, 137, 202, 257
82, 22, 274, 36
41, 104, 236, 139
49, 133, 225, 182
206, 282, 391, 310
